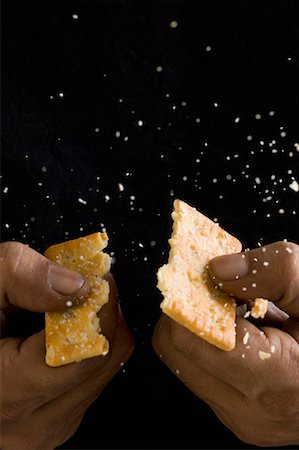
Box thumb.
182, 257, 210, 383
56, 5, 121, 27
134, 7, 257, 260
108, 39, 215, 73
208, 241, 299, 319
0, 242, 89, 312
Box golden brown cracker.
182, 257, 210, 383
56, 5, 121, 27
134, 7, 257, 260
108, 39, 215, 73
45, 232, 111, 367
157, 199, 242, 351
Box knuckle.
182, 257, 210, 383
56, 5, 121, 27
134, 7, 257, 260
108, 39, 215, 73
234, 425, 283, 447
276, 241, 299, 274
258, 387, 299, 419
1, 241, 27, 279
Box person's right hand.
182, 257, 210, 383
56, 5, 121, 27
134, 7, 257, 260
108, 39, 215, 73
153, 241, 299, 447
0, 241, 134, 450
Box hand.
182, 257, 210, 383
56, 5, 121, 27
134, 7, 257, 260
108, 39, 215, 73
0, 242, 134, 450
153, 241, 299, 446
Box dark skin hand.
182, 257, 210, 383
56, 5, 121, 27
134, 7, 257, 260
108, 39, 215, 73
0, 242, 134, 450
153, 241, 299, 447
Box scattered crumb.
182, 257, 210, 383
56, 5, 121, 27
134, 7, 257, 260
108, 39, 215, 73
243, 331, 250, 345
289, 180, 299, 192
251, 298, 268, 319
259, 351, 271, 360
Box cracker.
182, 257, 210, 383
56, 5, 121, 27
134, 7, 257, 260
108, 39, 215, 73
157, 199, 242, 351
45, 232, 111, 367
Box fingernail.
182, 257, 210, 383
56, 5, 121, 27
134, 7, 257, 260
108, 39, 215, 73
48, 264, 85, 295
209, 253, 249, 281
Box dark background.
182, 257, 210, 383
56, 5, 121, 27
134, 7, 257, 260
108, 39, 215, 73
1, 0, 299, 449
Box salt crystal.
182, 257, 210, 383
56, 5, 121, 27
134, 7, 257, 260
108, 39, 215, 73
78, 198, 87, 205
137, 120, 143, 127
170, 20, 178, 28
206, 45, 212, 51
3, 187, 8, 193
115, 131, 121, 138
72, 14, 78, 19
59, 92, 64, 98
234, 117, 240, 123
156, 66, 163, 72
118, 183, 125, 192
255, 113, 261, 120
285, 247, 292, 254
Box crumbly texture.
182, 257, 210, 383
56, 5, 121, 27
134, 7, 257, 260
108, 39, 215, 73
251, 298, 268, 319
45, 232, 111, 367
157, 199, 242, 351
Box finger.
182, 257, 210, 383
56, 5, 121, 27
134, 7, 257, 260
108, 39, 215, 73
153, 314, 275, 396
152, 316, 244, 409
208, 241, 299, 318
0, 277, 128, 411
0, 242, 89, 312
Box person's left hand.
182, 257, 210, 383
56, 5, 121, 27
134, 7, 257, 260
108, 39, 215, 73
152, 241, 299, 447
0, 242, 134, 450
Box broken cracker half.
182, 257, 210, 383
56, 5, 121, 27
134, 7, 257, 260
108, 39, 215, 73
157, 199, 242, 351
45, 232, 111, 367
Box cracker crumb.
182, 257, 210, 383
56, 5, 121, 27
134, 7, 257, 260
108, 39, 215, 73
243, 331, 250, 345
259, 351, 271, 360
251, 298, 268, 319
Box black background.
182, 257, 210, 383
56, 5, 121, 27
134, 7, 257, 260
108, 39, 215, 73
1, 0, 299, 449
